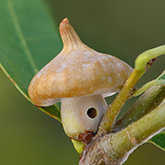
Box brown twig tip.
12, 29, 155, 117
59, 18, 70, 33
61, 17, 69, 24
59, 17, 83, 48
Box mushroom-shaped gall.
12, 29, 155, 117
28, 18, 133, 143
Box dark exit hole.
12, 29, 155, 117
87, 108, 97, 119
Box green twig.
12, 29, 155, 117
98, 69, 142, 134
113, 85, 165, 132
108, 102, 165, 164
80, 102, 165, 165
133, 80, 165, 97
133, 70, 165, 97
98, 45, 165, 134
135, 45, 165, 71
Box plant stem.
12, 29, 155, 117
132, 79, 165, 97
98, 69, 143, 134
80, 102, 165, 165
109, 102, 165, 162
80, 45, 165, 164
98, 45, 165, 134
113, 85, 165, 132
135, 45, 165, 71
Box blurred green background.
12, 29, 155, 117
0, 0, 165, 164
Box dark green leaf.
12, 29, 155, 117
150, 131, 165, 151
0, 0, 62, 121
158, 73, 165, 80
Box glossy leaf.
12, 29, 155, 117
150, 131, 165, 151
0, 0, 62, 121
158, 71, 165, 80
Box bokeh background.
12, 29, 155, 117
0, 0, 165, 164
